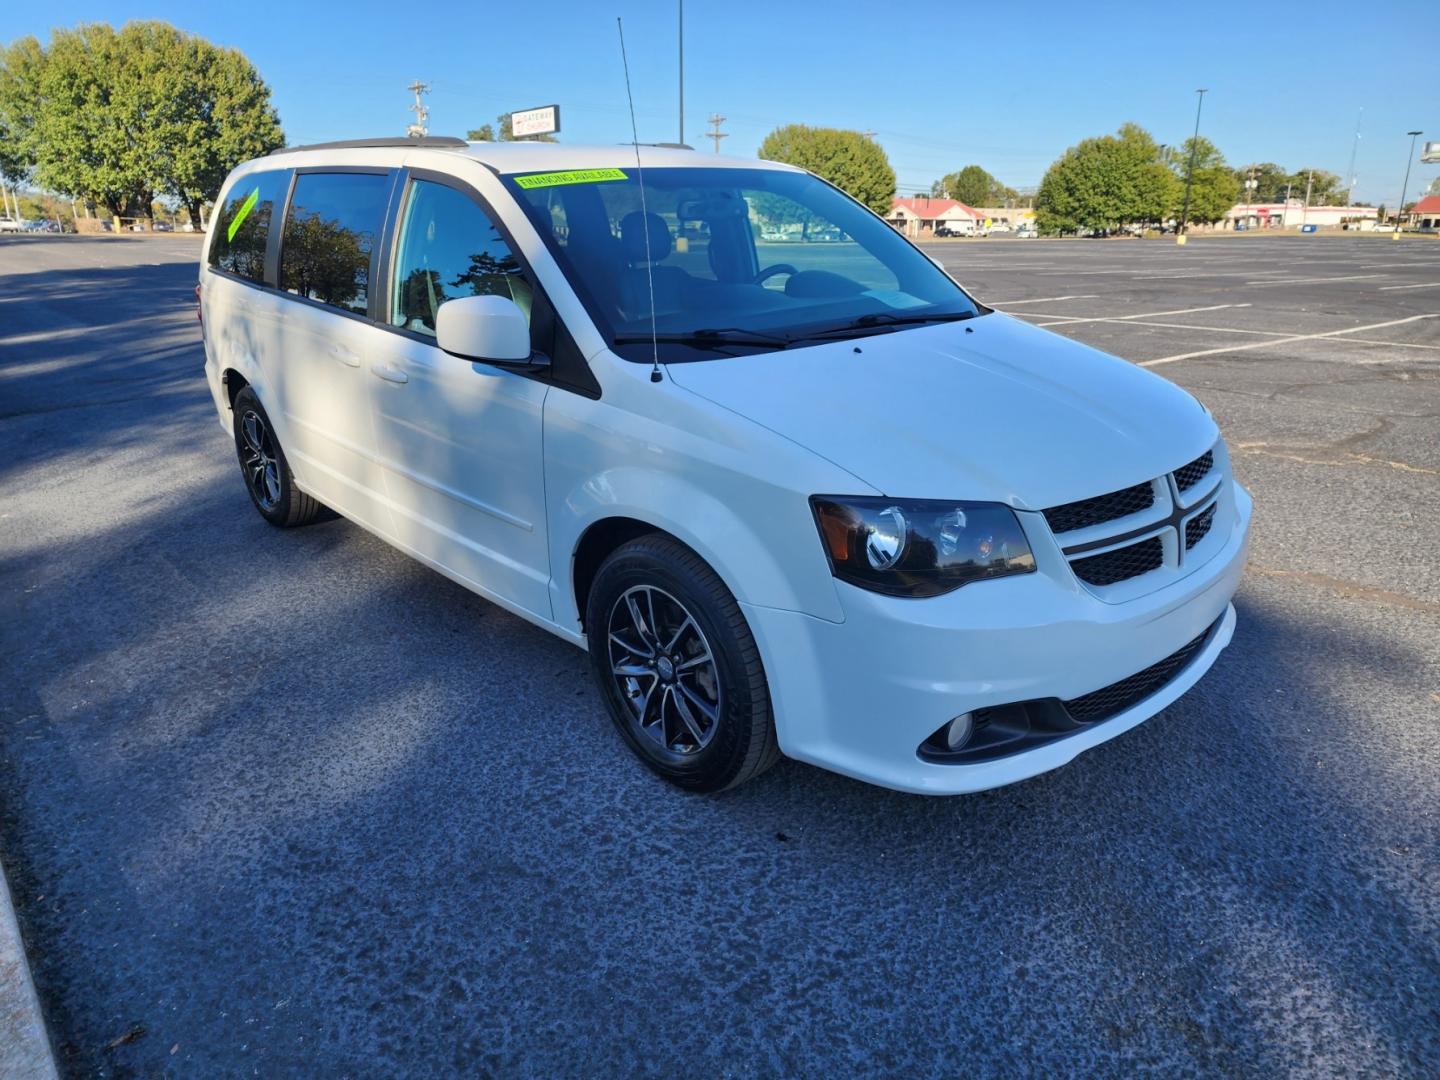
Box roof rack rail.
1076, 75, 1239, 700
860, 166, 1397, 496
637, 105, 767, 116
620, 142, 695, 151
269, 136, 468, 155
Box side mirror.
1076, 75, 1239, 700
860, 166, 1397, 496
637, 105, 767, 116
435, 295, 542, 367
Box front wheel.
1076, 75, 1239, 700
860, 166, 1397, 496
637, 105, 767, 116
232, 387, 325, 528
585, 535, 780, 792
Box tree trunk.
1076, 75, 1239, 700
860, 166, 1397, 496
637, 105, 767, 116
185, 197, 204, 230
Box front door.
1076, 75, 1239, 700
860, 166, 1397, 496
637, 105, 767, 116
366, 175, 552, 620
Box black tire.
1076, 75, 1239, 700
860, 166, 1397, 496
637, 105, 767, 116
585, 534, 780, 793
232, 386, 325, 528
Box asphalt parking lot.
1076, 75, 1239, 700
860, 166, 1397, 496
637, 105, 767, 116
2, 232, 1437, 1077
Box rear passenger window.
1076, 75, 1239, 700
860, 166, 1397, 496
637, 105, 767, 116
209, 170, 290, 282
390, 179, 532, 335
280, 172, 391, 315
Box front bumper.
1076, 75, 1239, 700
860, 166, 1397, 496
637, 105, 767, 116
743, 482, 1252, 794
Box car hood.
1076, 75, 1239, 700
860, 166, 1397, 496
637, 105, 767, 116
663, 312, 1218, 509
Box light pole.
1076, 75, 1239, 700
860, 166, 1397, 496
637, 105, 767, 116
1394, 130, 1422, 238
1177, 88, 1208, 246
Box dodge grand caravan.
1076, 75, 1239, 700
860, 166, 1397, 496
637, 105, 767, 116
199, 136, 1251, 794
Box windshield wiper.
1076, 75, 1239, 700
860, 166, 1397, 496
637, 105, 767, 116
790, 309, 982, 343
613, 327, 791, 350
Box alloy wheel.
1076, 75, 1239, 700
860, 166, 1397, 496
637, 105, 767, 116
606, 584, 722, 755
238, 409, 282, 511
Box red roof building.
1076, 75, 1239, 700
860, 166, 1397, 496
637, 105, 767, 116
887, 197, 984, 238
1407, 195, 1440, 229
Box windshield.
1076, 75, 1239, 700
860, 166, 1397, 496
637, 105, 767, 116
503, 166, 983, 361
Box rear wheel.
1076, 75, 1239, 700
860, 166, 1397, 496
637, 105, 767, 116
232, 387, 324, 528
586, 535, 780, 792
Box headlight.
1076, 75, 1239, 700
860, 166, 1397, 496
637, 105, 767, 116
810, 496, 1036, 597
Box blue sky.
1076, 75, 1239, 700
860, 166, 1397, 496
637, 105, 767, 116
11, 0, 1438, 205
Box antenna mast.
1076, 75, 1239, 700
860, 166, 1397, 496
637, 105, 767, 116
617, 19, 663, 384
406, 80, 430, 138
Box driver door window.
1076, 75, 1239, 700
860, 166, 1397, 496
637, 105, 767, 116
391, 179, 532, 334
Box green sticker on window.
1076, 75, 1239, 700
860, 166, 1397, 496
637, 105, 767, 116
226, 187, 260, 243
512, 168, 628, 189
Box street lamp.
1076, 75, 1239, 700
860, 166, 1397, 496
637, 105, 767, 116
1177, 88, 1208, 246
1394, 130, 1422, 238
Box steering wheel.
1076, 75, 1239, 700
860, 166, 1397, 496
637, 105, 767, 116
753, 263, 798, 286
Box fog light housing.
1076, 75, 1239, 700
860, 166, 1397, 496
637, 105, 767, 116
942, 712, 974, 751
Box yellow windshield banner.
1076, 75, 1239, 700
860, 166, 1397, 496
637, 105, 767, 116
226, 187, 260, 243
513, 168, 628, 189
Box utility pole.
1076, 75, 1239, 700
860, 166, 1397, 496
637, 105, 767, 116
1302, 170, 1313, 230
1395, 130, 1423, 237
707, 113, 728, 154
678, 0, 684, 145
406, 80, 431, 138
1176, 88, 1208, 245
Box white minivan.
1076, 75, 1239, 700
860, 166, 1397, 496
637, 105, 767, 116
199, 136, 1251, 795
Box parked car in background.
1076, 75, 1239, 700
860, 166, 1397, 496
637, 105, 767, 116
200, 138, 1250, 795
988, 222, 1012, 234
0, 217, 26, 233
1015, 224, 1038, 238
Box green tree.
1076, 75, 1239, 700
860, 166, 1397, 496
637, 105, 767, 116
1173, 136, 1240, 225
1233, 162, 1288, 203
1286, 168, 1343, 206
0, 37, 46, 186
154, 29, 285, 228
758, 124, 895, 215
931, 164, 1017, 206
1, 22, 282, 225
1035, 123, 1175, 235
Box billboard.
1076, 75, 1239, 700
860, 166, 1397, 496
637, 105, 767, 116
1423, 141, 1440, 164
510, 105, 560, 138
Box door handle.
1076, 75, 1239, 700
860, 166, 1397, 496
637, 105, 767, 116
329, 343, 361, 368
372, 363, 409, 385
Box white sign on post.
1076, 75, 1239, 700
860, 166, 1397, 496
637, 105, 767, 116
510, 105, 560, 138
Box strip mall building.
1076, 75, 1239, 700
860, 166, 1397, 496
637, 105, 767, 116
1224, 201, 1378, 230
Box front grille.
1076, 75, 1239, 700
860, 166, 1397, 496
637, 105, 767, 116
1174, 450, 1214, 493
1185, 503, 1217, 549
1070, 535, 1163, 586
1043, 481, 1154, 535
1063, 621, 1216, 723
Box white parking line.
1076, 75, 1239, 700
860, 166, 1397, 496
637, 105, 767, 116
1243, 274, 1383, 287
1377, 282, 1440, 291
1034, 303, 1248, 327
989, 294, 1100, 306
1104, 319, 1294, 337
1140, 314, 1440, 367
1346, 337, 1440, 352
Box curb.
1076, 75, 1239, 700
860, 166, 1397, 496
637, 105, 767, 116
0, 858, 59, 1080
